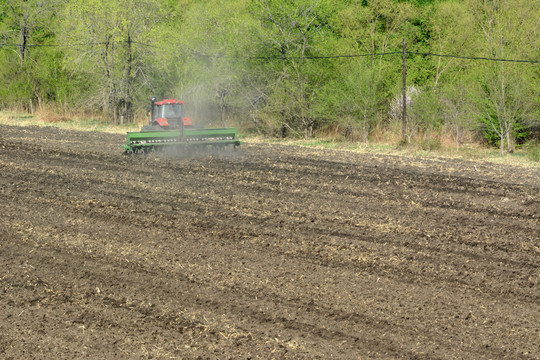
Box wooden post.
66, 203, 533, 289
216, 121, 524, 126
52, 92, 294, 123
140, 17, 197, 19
402, 38, 407, 142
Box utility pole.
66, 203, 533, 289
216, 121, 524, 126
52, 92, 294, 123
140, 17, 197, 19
402, 38, 407, 142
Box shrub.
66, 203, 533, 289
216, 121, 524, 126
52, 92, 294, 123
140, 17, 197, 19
525, 141, 540, 162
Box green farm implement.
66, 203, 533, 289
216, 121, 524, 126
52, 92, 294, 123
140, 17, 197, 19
123, 127, 240, 154
123, 98, 240, 154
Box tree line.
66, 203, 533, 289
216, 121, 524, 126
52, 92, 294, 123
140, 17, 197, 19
1, 0, 539, 152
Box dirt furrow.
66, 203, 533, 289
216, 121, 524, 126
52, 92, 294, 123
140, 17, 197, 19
1, 125, 539, 359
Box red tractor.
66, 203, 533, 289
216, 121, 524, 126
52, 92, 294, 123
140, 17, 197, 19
142, 97, 193, 131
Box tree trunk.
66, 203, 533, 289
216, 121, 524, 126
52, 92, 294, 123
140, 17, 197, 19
216, 86, 229, 127
455, 124, 460, 152
506, 128, 515, 153
123, 34, 133, 124
19, 24, 28, 66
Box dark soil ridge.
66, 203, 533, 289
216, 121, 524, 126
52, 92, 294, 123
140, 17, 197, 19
1, 125, 539, 359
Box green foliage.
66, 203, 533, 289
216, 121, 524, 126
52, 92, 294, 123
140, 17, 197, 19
0, 0, 538, 149
59, 0, 162, 123
525, 141, 540, 162
419, 137, 441, 150
408, 86, 444, 134
173, 0, 253, 126
319, 59, 384, 141
0, 0, 63, 110
245, 0, 338, 137
479, 111, 530, 148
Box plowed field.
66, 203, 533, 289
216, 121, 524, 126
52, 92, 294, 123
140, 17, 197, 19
1, 125, 539, 359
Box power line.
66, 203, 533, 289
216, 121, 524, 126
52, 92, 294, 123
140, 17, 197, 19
0, 42, 114, 47
407, 51, 539, 64
1, 41, 538, 64
304, 51, 403, 59
0, 40, 157, 48
303, 51, 538, 63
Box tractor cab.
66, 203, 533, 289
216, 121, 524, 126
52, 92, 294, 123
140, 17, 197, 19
144, 98, 192, 131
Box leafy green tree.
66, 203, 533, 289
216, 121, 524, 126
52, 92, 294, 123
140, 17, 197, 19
476, 63, 533, 153
467, 0, 539, 153
333, 0, 417, 138
1, 0, 58, 65
336, 0, 415, 67
408, 84, 443, 144
325, 59, 384, 142
60, 0, 160, 124
428, 1, 475, 88
250, 0, 335, 138
440, 81, 474, 151
173, 0, 253, 127
0, 0, 62, 111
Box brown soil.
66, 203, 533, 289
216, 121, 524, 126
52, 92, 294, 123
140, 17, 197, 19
1, 125, 539, 359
